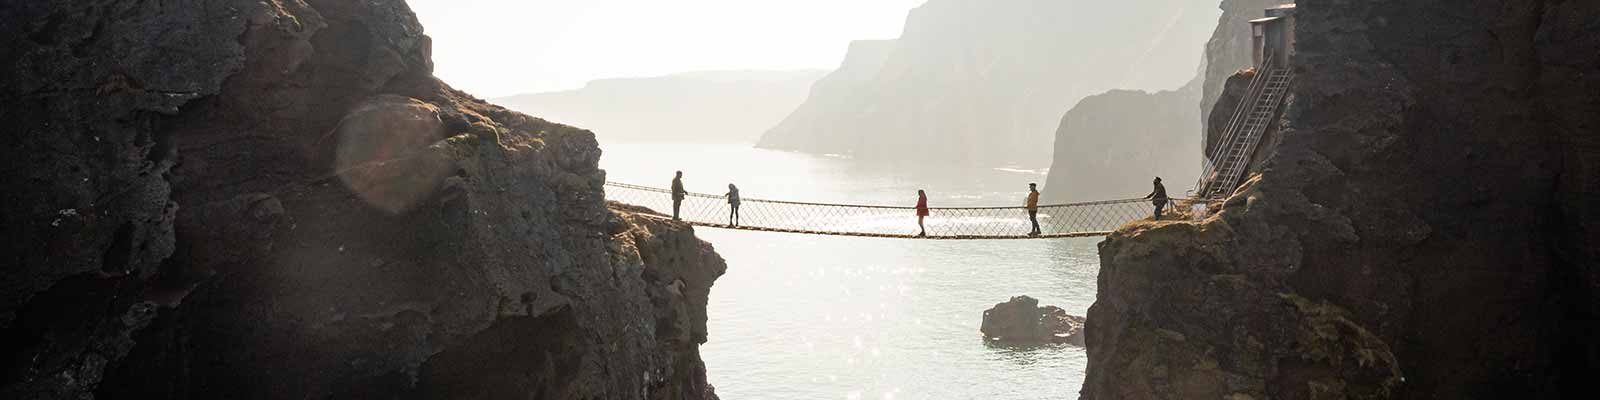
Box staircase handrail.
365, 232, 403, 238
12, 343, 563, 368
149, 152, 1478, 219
1193, 51, 1277, 195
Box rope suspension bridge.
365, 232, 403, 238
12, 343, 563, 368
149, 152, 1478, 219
600, 59, 1286, 240
605, 182, 1198, 240
595, 13, 1295, 240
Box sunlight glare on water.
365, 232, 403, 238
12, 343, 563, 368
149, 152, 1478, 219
600, 141, 1100, 400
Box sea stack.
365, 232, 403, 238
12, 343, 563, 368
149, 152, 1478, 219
981, 296, 1086, 346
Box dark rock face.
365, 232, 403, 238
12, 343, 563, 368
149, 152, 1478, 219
1042, 80, 1202, 203
1083, 1, 1600, 399
980, 296, 1086, 346
0, 1, 725, 399
757, 0, 1218, 167
1086, 223, 1402, 399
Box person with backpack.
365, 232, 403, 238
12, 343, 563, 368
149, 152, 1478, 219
1144, 177, 1169, 221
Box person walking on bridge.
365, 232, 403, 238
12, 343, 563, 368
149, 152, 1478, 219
1025, 183, 1042, 236
725, 183, 741, 227
1145, 177, 1169, 221
671, 171, 687, 221
915, 190, 930, 238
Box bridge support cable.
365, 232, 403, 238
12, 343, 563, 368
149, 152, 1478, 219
603, 182, 1194, 239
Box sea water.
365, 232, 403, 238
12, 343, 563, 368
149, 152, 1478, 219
600, 141, 1098, 400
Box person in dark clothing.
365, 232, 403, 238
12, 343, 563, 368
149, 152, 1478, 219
1144, 177, 1169, 221
725, 183, 741, 227
671, 171, 686, 221
1025, 183, 1042, 236
915, 190, 930, 237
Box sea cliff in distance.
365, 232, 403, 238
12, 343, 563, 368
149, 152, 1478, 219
758, 0, 1218, 167
498, 70, 826, 143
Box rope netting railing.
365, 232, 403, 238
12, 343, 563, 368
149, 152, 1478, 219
604, 182, 1197, 239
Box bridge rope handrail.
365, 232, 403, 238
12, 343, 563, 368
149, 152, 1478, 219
603, 181, 1178, 211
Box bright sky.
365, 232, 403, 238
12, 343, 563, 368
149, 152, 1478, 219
408, 0, 928, 97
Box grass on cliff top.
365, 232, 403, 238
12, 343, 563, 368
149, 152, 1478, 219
1115, 199, 1213, 234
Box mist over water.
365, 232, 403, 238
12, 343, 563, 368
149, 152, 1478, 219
601, 142, 1099, 399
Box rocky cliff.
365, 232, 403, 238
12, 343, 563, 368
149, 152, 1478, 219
757, 0, 1219, 167
0, 1, 725, 398
496, 70, 826, 143
1042, 80, 1202, 203
1082, 1, 1599, 399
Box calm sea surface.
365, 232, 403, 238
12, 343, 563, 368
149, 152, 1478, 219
600, 141, 1099, 400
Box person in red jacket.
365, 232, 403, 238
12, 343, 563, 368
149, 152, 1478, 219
915, 189, 930, 237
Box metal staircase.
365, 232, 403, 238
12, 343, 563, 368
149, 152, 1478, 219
1196, 56, 1293, 200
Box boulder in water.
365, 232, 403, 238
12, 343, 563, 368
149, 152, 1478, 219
980, 296, 1086, 346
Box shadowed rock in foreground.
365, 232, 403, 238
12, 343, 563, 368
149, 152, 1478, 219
0, 1, 724, 398
981, 296, 1085, 346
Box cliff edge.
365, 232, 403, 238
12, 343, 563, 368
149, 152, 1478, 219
1083, 1, 1598, 399
0, 1, 725, 398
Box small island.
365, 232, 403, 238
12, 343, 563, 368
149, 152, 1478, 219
980, 296, 1086, 346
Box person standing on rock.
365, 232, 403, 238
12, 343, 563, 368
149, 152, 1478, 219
915, 189, 930, 237
671, 171, 687, 221
1025, 183, 1042, 236
1144, 177, 1169, 221
725, 183, 741, 227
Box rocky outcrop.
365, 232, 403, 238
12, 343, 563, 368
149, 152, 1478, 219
495, 70, 826, 143
1042, 80, 1202, 203
980, 296, 1086, 346
1086, 222, 1403, 399
757, 0, 1219, 167
0, 1, 724, 399
1203, 70, 1254, 159
1082, 1, 1600, 399
1201, 69, 1286, 192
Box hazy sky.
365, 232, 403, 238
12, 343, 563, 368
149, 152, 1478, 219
408, 0, 928, 97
